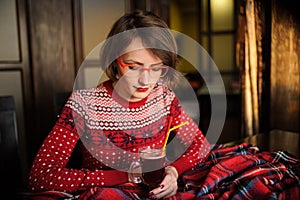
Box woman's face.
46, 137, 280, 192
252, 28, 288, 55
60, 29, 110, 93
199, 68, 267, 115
113, 48, 165, 102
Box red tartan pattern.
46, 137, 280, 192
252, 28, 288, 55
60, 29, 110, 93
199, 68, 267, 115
181, 143, 300, 200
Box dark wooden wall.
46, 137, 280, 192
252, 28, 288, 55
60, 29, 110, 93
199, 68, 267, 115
0, 0, 83, 190
26, 0, 79, 160
270, 0, 300, 132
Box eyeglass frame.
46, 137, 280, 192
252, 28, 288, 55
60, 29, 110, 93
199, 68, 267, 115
116, 57, 169, 78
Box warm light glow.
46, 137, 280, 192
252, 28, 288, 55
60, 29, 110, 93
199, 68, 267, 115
211, 0, 234, 30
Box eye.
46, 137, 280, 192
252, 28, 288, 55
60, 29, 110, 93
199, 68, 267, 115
151, 67, 162, 72
127, 65, 141, 71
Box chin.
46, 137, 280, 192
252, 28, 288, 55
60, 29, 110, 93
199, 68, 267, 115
131, 93, 148, 101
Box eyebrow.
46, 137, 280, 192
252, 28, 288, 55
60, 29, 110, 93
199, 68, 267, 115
123, 59, 164, 66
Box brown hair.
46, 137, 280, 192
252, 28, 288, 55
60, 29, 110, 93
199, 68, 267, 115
99, 10, 179, 86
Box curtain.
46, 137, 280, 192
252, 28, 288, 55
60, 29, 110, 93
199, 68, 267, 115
236, 0, 264, 137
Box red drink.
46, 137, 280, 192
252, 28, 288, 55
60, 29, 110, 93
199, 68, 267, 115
139, 148, 166, 188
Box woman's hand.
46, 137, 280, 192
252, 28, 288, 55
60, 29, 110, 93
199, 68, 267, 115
149, 166, 178, 199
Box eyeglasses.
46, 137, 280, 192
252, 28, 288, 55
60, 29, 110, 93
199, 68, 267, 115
117, 57, 169, 78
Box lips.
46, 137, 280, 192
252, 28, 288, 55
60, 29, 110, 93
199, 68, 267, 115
136, 87, 149, 92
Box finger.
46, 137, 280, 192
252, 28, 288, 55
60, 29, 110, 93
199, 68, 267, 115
149, 171, 178, 198
149, 174, 171, 195
149, 184, 164, 197
149, 182, 177, 199
161, 170, 176, 187
154, 184, 176, 199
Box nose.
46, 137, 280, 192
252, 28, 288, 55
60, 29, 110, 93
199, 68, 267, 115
138, 69, 150, 85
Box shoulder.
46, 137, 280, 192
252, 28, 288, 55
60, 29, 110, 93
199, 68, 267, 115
66, 83, 110, 109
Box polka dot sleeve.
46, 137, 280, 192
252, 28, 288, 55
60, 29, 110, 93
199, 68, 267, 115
28, 107, 128, 193
168, 98, 211, 175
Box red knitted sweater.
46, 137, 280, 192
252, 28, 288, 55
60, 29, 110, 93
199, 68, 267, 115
28, 80, 210, 193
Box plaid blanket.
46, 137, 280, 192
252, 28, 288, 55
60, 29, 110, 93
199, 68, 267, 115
19, 143, 300, 200
180, 143, 300, 200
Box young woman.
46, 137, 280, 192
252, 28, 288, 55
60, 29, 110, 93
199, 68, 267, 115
28, 10, 210, 199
